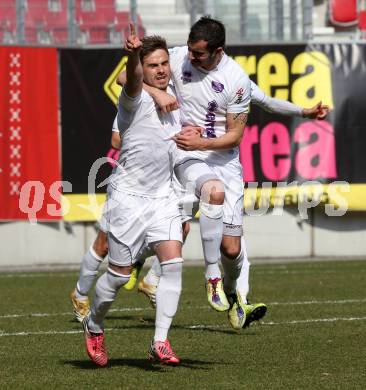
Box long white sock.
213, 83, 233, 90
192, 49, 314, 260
144, 256, 161, 286
236, 237, 250, 304
199, 202, 223, 280
76, 247, 103, 298
154, 258, 183, 342
221, 247, 244, 296
88, 268, 130, 333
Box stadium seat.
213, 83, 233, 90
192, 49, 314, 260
25, 0, 68, 44
75, 0, 145, 44
359, 10, 366, 37
0, 1, 16, 43
329, 0, 358, 27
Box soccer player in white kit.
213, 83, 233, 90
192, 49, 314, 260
82, 28, 189, 366
140, 17, 254, 329
70, 83, 328, 325
133, 16, 330, 329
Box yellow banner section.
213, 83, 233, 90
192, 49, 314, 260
103, 56, 126, 105
62, 184, 366, 221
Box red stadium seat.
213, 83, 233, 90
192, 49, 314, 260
0, 1, 16, 43
75, 0, 145, 44
25, 0, 68, 44
359, 10, 366, 37
329, 0, 358, 27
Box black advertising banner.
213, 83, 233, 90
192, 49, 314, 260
60, 44, 366, 220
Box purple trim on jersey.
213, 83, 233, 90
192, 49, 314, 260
205, 100, 218, 138
212, 80, 224, 93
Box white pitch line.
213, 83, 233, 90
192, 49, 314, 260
269, 298, 366, 306
0, 307, 152, 319
1, 298, 366, 320
0, 273, 77, 278
1, 316, 366, 337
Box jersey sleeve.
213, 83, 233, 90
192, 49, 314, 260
227, 73, 251, 114
111, 114, 119, 133
168, 46, 187, 82
251, 81, 303, 116
117, 88, 143, 134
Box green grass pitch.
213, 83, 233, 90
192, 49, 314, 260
0, 260, 365, 389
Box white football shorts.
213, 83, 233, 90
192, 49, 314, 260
174, 157, 243, 236
105, 189, 183, 266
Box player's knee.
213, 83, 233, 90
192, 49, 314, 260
200, 180, 225, 205
221, 242, 241, 259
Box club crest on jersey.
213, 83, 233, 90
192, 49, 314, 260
234, 87, 245, 104
182, 71, 192, 83
211, 80, 224, 93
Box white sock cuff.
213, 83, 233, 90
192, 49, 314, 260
107, 267, 131, 279
89, 246, 104, 262
160, 257, 184, 266
200, 201, 223, 219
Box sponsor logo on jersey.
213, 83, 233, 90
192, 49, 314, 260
211, 80, 224, 93
234, 87, 244, 104
205, 100, 218, 138
182, 70, 192, 83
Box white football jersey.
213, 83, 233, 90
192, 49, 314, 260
112, 115, 119, 132
169, 46, 251, 164
110, 85, 181, 198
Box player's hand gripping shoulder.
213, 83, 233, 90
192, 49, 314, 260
149, 89, 179, 114
116, 66, 179, 114
302, 101, 330, 120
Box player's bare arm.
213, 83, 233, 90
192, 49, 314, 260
302, 101, 330, 120
124, 23, 143, 98
173, 112, 247, 151
111, 131, 121, 149
117, 70, 179, 113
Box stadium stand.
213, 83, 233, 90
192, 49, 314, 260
0, 0, 144, 45
76, 0, 144, 44
24, 0, 68, 44
0, 1, 16, 44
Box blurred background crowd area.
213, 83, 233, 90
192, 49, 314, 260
1, 0, 366, 47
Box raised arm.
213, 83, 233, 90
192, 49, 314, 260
123, 23, 143, 98
251, 81, 329, 120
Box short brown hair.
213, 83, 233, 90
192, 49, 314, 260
139, 35, 169, 63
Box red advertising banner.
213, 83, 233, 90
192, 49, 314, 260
0, 47, 61, 221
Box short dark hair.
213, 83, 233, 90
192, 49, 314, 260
188, 16, 226, 53
139, 35, 169, 63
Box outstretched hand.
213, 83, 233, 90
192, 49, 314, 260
124, 23, 142, 53
302, 101, 330, 120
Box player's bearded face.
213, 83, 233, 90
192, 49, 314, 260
142, 49, 171, 90
187, 40, 221, 71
